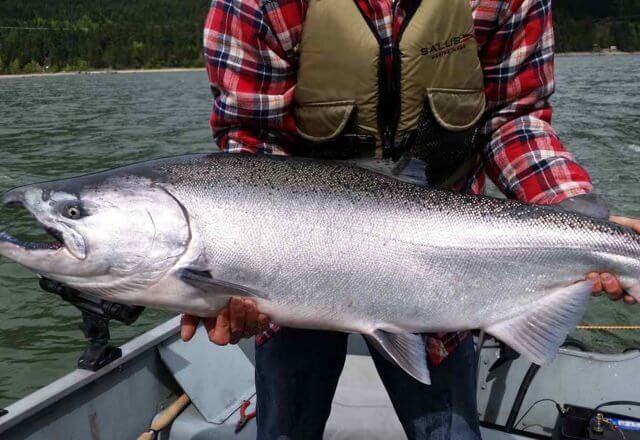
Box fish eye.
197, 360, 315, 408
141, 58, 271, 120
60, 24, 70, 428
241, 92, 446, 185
62, 205, 83, 220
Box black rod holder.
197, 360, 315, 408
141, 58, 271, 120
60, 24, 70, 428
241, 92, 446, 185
39, 278, 145, 371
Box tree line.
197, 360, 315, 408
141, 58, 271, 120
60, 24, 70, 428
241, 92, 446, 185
554, 0, 640, 52
0, 0, 639, 75
0, 0, 209, 74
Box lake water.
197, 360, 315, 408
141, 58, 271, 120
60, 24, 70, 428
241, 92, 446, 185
0, 55, 639, 408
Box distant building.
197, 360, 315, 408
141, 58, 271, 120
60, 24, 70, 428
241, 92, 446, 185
602, 45, 620, 54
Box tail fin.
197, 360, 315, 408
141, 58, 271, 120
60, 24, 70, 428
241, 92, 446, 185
619, 276, 640, 302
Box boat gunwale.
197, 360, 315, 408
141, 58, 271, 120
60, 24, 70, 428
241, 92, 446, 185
0, 315, 181, 433
481, 340, 640, 362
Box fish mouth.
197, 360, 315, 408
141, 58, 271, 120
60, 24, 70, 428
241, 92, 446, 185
0, 193, 93, 278
0, 228, 65, 251
0, 199, 66, 252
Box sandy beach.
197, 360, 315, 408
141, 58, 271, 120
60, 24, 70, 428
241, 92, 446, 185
0, 67, 205, 79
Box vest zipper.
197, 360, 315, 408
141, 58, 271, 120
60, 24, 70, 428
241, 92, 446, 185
353, 0, 420, 159
353, 2, 391, 158
382, 126, 393, 158
388, 0, 421, 160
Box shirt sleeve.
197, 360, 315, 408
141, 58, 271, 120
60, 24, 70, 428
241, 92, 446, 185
203, 0, 303, 154
475, 0, 593, 204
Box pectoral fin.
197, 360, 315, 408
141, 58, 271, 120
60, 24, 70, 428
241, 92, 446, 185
177, 268, 264, 298
485, 280, 593, 365
365, 330, 431, 385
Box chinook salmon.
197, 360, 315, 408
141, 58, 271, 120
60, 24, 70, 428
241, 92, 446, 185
1, 153, 639, 384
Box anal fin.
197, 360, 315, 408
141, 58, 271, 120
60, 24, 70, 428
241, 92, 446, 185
486, 280, 593, 365
365, 330, 431, 385
177, 268, 264, 298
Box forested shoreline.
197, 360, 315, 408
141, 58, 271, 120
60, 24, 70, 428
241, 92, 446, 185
0, 0, 209, 74
1, 0, 639, 75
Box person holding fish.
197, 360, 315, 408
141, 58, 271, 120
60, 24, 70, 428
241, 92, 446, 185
177, 0, 640, 439
0, 0, 615, 439
0, 1, 637, 439
181, 0, 640, 439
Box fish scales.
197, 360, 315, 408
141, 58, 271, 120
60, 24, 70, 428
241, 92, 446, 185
1, 153, 639, 384
156, 155, 637, 325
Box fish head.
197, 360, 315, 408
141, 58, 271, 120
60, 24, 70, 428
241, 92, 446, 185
0, 172, 190, 295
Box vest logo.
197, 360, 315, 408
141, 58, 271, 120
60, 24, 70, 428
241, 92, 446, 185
420, 33, 473, 59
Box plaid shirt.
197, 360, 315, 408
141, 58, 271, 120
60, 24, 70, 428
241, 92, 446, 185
203, 0, 593, 366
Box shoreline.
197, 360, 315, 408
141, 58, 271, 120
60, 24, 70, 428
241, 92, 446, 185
0, 67, 204, 79
557, 51, 640, 57
1, 52, 639, 79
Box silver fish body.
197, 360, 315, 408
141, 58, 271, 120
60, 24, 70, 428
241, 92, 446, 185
1, 153, 639, 383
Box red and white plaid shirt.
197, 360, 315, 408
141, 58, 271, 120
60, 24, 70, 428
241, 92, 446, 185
203, 0, 593, 366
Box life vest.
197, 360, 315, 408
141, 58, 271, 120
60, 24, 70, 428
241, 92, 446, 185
293, 0, 486, 186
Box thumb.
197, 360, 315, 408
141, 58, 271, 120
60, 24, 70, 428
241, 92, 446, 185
610, 216, 640, 233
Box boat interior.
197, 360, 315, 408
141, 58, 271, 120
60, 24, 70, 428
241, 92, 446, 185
1, 316, 639, 440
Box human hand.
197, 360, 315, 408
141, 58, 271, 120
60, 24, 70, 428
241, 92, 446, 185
180, 298, 270, 345
586, 216, 640, 305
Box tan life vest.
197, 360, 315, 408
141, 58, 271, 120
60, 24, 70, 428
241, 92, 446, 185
293, 0, 486, 186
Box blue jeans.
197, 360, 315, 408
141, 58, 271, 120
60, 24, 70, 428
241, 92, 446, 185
255, 328, 482, 440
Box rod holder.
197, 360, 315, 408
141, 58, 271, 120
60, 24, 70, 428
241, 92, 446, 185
39, 278, 145, 371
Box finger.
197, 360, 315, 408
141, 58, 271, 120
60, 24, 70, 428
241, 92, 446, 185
601, 273, 624, 300
624, 294, 637, 305
203, 317, 217, 342
243, 299, 259, 337
228, 297, 246, 344
587, 273, 602, 294
180, 314, 200, 342
610, 216, 640, 233
257, 314, 270, 332
211, 307, 231, 345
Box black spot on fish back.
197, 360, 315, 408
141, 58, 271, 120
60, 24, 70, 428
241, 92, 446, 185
151, 153, 640, 249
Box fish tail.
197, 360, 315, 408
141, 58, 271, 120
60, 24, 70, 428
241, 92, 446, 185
618, 276, 640, 302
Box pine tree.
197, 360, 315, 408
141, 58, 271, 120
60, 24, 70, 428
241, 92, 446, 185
9, 58, 21, 75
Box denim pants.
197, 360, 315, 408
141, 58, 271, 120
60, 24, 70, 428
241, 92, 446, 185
255, 328, 482, 440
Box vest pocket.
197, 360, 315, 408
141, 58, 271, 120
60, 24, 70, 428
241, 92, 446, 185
407, 88, 485, 187
425, 88, 485, 131
294, 100, 355, 141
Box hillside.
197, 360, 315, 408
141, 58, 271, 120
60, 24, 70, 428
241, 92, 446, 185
554, 0, 640, 51
0, 0, 209, 74
0, 0, 638, 74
